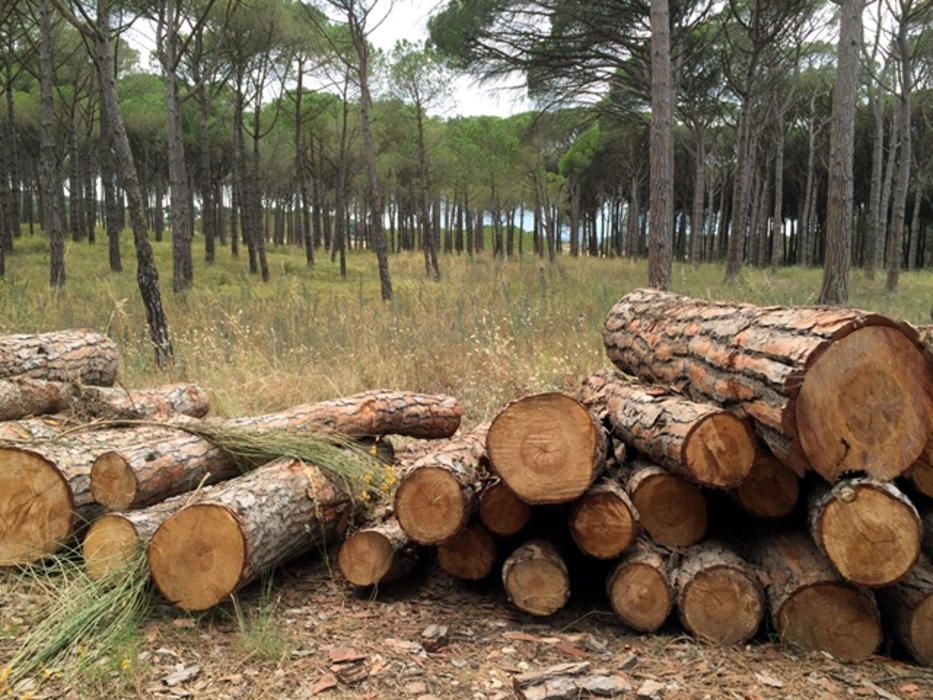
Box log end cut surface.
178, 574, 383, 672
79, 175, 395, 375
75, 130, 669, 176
148, 504, 246, 611
777, 583, 882, 661
503, 542, 570, 617
478, 482, 532, 537
91, 452, 138, 511
437, 522, 497, 581
569, 492, 637, 560
487, 394, 602, 504
633, 474, 707, 547
735, 454, 799, 519
908, 594, 933, 665
608, 563, 672, 632
684, 413, 756, 488
394, 467, 467, 544
679, 567, 763, 645
83, 515, 139, 580
338, 530, 396, 587
0, 448, 72, 565
797, 325, 933, 482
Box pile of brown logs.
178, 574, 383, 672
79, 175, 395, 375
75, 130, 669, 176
1, 298, 931, 677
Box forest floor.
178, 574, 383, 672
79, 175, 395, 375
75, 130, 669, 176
1, 233, 932, 698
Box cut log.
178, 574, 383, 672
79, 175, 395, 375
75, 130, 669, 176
148, 457, 352, 611
606, 539, 674, 632
674, 541, 764, 645
0, 330, 119, 386
732, 452, 800, 519
624, 459, 707, 547
0, 378, 210, 422
394, 423, 488, 545
478, 479, 532, 537
924, 509, 933, 559
876, 557, 933, 666
603, 289, 933, 482
809, 478, 920, 587
337, 517, 419, 587
486, 393, 607, 504
568, 476, 638, 559
741, 532, 882, 661
581, 370, 755, 489
906, 439, 933, 498
92, 391, 461, 511
502, 540, 570, 617
436, 521, 498, 581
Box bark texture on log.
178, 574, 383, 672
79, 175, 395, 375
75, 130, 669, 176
0, 330, 119, 386
809, 478, 920, 587
876, 557, 933, 666
603, 289, 932, 482
624, 459, 707, 547
478, 479, 531, 537
148, 457, 352, 611
486, 393, 607, 504
338, 517, 419, 587
0, 416, 68, 442
674, 541, 764, 645
394, 423, 488, 545
437, 521, 498, 581
582, 370, 755, 488
502, 540, 570, 617
907, 439, 933, 498
568, 476, 638, 559
741, 532, 882, 661
732, 453, 800, 519
606, 539, 674, 632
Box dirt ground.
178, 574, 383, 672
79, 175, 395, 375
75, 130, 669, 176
4, 555, 932, 700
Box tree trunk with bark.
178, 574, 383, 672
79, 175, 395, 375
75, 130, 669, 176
886, 15, 913, 293
648, 0, 674, 290
40, 0, 65, 287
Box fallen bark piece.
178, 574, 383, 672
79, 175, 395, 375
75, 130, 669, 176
394, 423, 488, 545
420, 624, 449, 653
606, 539, 674, 632
148, 457, 353, 611
732, 452, 800, 519
740, 531, 882, 661
674, 541, 764, 645
624, 459, 707, 547
502, 540, 570, 617
876, 556, 933, 666
0, 330, 119, 386
513, 662, 590, 690
809, 478, 920, 587
478, 478, 532, 537
486, 393, 607, 504
581, 370, 755, 489
436, 521, 498, 581
568, 476, 638, 559
603, 289, 932, 481
337, 517, 420, 587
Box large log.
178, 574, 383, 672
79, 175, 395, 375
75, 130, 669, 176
603, 289, 932, 482
606, 539, 674, 632
0, 330, 119, 386
148, 457, 352, 611
394, 423, 488, 545
436, 521, 498, 581
337, 517, 420, 588
581, 370, 755, 489
623, 458, 707, 547
502, 540, 570, 617
568, 476, 638, 559
486, 393, 607, 504
741, 532, 882, 661
92, 391, 462, 511
808, 478, 920, 587
732, 452, 800, 519
477, 479, 532, 537
0, 378, 210, 422
876, 557, 933, 666
674, 541, 764, 645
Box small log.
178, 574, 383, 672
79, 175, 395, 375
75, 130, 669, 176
502, 540, 570, 617
674, 541, 764, 645
741, 532, 882, 661
603, 289, 932, 482
92, 391, 461, 511
624, 458, 707, 547
924, 509, 933, 559
606, 539, 674, 632
568, 476, 638, 559
478, 479, 532, 537
437, 521, 498, 581
809, 478, 920, 587
337, 517, 419, 587
0, 329, 119, 386
148, 457, 352, 611
906, 439, 933, 498
486, 393, 607, 504
394, 423, 488, 545
581, 370, 756, 489
731, 452, 800, 519
876, 557, 933, 666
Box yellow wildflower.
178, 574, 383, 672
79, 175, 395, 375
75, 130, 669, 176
121, 658, 132, 672
0, 667, 10, 683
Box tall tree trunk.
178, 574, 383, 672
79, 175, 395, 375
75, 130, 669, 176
40, 0, 65, 287
907, 188, 921, 270
771, 116, 785, 272
886, 17, 912, 294
799, 103, 818, 267
819, 0, 864, 304
690, 123, 705, 268
878, 102, 899, 271
648, 0, 674, 290
865, 76, 885, 278
294, 58, 313, 267
100, 97, 122, 272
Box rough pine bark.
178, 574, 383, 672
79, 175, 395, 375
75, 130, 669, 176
886, 14, 913, 293
39, 0, 65, 287
648, 0, 674, 290
0, 330, 118, 385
